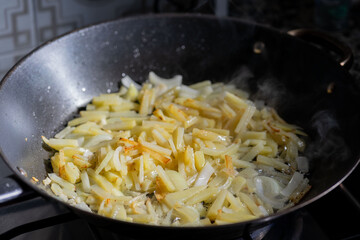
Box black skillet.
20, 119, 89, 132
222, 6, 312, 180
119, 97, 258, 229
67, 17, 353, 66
0, 14, 359, 239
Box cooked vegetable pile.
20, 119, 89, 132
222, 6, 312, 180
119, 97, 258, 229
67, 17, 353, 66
42, 72, 310, 226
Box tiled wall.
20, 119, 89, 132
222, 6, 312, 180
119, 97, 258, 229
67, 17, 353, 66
0, 0, 149, 79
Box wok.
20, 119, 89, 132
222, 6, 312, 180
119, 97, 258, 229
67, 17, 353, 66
0, 14, 359, 239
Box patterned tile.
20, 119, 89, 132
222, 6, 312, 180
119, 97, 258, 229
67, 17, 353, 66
0, 0, 143, 79
0, 0, 36, 77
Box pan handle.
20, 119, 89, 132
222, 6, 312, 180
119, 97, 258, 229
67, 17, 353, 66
287, 29, 353, 70
0, 175, 37, 207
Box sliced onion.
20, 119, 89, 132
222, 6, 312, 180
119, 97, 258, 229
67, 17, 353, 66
290, 178, 309, 200
82, 148, 94, 159
218, 176, 233, 190
257, 176, 282, 196
75, 202, 92, 212
179, 85, 199, 98
77, 137, 85, 146
187, 173, 198, 186
258, 205, 269, 216
280, 172, 304, 197
221, 207, 234, 214
194, 162, 215, 186
149, 71, 182, 89
121, 75, 141, 90
296, 156, 309, 173
199, 85, 213, 98
112, 146, 122, 171
254, 176, 285, 209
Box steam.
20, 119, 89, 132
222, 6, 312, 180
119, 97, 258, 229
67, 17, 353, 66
226, 66, 253, 93
311, 110, 339, 141
253, 77, 286, 108
226, 66, 286, 109
307, 110, 350, 164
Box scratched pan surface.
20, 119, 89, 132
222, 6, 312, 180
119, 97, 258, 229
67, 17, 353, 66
0, 14, 359, 239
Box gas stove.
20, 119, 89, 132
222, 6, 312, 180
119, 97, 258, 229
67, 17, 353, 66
0, 1, 360, 240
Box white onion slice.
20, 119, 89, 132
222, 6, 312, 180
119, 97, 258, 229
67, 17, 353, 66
82, 148, 94, 159
187, 173, 198, 186
75, 202, 92, 212
254, 176, 285, 209
296, 156, 309, 173
256, 176, 282, 196
221, 207, 234, 214
218, 177, 233, 190
121, 75, 141, 90
112, 146, 122, 171
179, 85, 199, 98
149, 71, 182, 89
194, 162, 215, 186
77, 137, 85, 146
280, 172, 304, 197
258, 205, 269, 216
199, 85, 213, 98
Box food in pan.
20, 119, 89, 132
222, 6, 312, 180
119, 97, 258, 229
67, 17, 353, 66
42, 72, 310, 226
